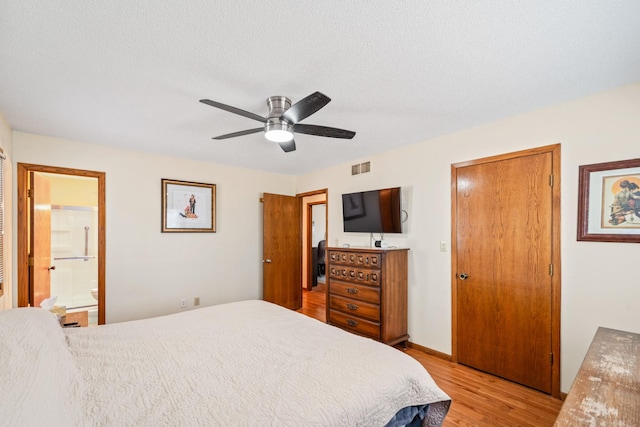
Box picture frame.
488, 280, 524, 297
577, 158, 640, 243
343, 192, 366, 220
161, 179, 216, 233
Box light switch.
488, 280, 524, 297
439, 241, 447, 252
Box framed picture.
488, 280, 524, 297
343, 192, 366, 220
162, 179, 216, 232
577, 158, 640, 243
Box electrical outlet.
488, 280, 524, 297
194, 297, 200, 306
180, 298, 187, 308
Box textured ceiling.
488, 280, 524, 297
1, 1, 640, 175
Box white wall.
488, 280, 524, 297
296, 82, 640, 393
12, 132, 295, 323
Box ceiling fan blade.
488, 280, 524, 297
293, 124, 356, 139
280, 92, 331, 124
278, 138, 296, 153
213, 128, 263, 140
200, 99, 266, 123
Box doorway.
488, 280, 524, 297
302, 191, 327, 291
17, 163, 106, 325
310, 203, 327, 287
300, 190, 328, 322
451, 144, 561, 397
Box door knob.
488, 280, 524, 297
263, 259, 272, 263
48, 266, 56, 271
458, 273, 469, 280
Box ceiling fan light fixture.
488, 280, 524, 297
264, 122, 293, 142
201, 91, 356, 153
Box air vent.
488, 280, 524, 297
351, 161, 371, 175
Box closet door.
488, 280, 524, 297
453, 146, 559, 395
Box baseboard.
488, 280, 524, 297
407, 341, 452, 362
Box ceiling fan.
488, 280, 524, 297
199, 92, 356, 153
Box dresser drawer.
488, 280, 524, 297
329, 280, 380, 304
326, 247, 409, 346
329, 309, 381, 340
328, 266, 381, 286
329, 251, 381, 268
329, 294, 380, 322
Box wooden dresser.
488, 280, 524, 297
554, 327, 640, 426
326, 247, 409, 346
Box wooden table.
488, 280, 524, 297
554, 327, 640, 426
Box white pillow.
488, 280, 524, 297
0, 308, 85, 426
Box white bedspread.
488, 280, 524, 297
66, 300, 449, 426
2, 300, 449, 426
0, 307, 85, 426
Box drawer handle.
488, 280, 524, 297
346, 288, 358, 294
346, 319, 359, 327
346, 303, 359, 311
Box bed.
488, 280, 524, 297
0, 299, 450, 426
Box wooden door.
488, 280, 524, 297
453, 146, 560, 395
29, 172, 52, 308
263, 193, 301, 310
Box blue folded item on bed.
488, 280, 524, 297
385, 401, 452, 427
385, 404, 427, 427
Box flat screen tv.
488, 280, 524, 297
342, 187, 402, 233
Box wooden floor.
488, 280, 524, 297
299, 281, 327, 322
298, 283, 563, 427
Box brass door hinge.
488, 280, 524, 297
27, 188, 32, 197
28, 256, 34, 266
549, 175, 554, 187
549, 264, 553, 276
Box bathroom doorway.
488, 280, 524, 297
17, 163, 105, 325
